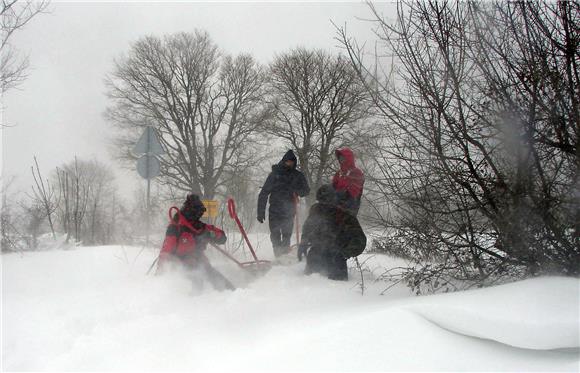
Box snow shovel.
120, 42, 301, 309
289, 193, 301, 252
222, 198, 271, 274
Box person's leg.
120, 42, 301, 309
305, 246, 326, 275
183, 256, 205, 294
327, 250, 348, 281
189, 253, 235, 291
203, 264, 236, 291
269, 215, 283, 254
280, 215, 295, 250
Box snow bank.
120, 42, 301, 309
2, 245, 578, 371
403, 277, 580, 350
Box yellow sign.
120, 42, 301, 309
202, 199, 219, 218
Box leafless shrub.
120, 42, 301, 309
338, 0, 579, 292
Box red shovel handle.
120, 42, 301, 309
293, 194, 301, 246
227, 198, 259, 262
227, 198, 236, 219
168, 206, 180, 221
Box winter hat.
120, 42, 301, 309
316, 184, 337, 205
181, 193, 206, 221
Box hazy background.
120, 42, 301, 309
2, 1, 387, 200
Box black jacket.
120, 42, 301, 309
301, 203, 366, 258
257, 150, 310, 220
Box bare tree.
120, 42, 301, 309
55, 166, 71, 242
266, 48, 369, 201
71, 159, 88, 243
56, 157, 117, 245
19, 200, 44, 249
1, 0, 49, 92
54, 157, 90, 244
106, 31, 269, 199
0, 175, 21, 252
338, 0, 579, 292
30, 156, 57, 239
1, 175, 45, 252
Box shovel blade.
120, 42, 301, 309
240, 260, 272, 276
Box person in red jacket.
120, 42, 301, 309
332, 147, 365, 216
156, 193, 234, 290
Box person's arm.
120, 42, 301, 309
299, 207, 316, 245
301, 205, 328, 247
257, 173, 274, 222
298, 206, 316, 261
346, 168, 365, 199
203, 224, 227, 245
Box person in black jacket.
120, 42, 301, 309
298, 184, 366, 281
257, 150, 310, 257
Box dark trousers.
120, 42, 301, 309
181, 254, 235, 291
269, 215, 294, 257
305, 246, 348, 281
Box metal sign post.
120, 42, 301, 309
134, 126, 164, 246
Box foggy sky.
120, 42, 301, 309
1, 1, 388, 201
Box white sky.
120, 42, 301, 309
1, 1, 392, 201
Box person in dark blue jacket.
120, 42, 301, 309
257, 150, 310, 257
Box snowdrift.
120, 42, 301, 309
2, 245, 579, 371
403, 277, 579, 351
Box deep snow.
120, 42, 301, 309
2, 241, 579, 371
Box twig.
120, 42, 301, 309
355, 257, 365, 296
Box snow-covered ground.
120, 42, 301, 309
2, 241, 579, 371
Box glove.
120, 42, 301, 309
257, 215, 265, 224
297, 243, 309, 262
202, 230, 217, 240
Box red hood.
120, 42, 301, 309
336, 147, 356, 172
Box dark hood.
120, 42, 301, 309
316, 184, 337, 205
336, 147, 356, 172
273, 150, 298, 171
180, 193, 206, 222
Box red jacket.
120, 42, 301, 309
159, 209, 226, 266
332, 148, 364, 213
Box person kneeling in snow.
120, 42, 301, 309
156, 193, 234, 291
297, 185, 366, 281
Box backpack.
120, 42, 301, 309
166, 206, 204, 257
337, 212, 367, 258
